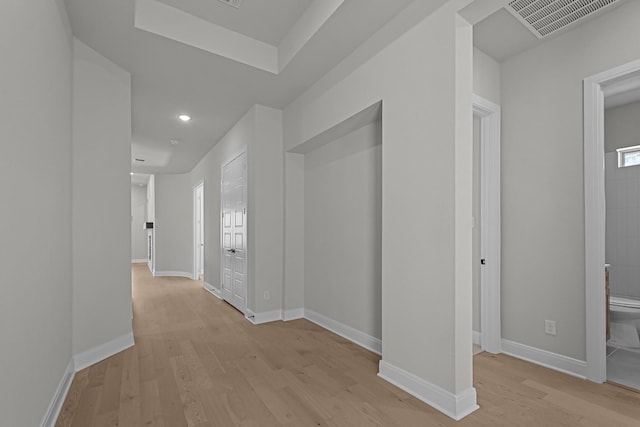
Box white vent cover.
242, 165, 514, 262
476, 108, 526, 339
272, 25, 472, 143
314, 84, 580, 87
506, 0, 623, 39
217, 0, 242, 9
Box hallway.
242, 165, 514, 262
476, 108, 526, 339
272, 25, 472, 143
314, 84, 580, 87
55, 264, 640, 426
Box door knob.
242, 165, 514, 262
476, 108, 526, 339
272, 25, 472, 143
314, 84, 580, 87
227, 249, 236, 253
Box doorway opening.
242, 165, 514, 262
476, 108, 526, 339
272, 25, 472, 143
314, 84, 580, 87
472, 94, 502, 355
193, 182, 204, 281
585, 58, 640, 385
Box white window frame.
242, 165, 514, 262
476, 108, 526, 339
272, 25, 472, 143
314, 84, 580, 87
617, 144, 640, 168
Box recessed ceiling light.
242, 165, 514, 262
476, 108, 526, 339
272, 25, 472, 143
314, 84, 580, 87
178, 114, 191, 122
217, 0, 242, 8
130, 172, 134, 175
170, 139, 181, 145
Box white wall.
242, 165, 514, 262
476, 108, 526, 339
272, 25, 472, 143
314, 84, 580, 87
72, 38, 132, 355
605, 101, 640, 153
154, 173, 193, 275
304, 121, 382, 339
147, 174, 156, 223
284, 152, 305, 315
473, 47, 501, 105
131, 186, 148, 261
0, 1, 73, 425
500, 0, 640, 360
190, 108, 254, 289
185, 105, 284, 315
248, 106, 285, 313
284, 0, 474, 400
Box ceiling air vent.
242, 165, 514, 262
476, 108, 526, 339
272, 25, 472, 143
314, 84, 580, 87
506, 0, 624, 39
217, 0, 242, 9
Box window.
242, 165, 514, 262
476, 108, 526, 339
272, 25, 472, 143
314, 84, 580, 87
617, 145, 640, 168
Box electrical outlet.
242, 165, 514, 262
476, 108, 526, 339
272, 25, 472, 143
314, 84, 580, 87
544, 320, 557, 336
264, 291, 270, 300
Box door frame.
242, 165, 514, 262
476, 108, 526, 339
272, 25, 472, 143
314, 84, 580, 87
473, 94, 502, 354
584, 58, 640, 383
220, 149, 249, 314
193, 181, 204, 281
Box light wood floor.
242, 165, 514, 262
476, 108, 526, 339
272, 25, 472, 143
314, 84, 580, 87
56, 264, 640, 426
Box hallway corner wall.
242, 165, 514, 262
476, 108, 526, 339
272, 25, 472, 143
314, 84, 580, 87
189, 105, 284, 316
0, 1, 74, 426
283, 0, 476, 410
154, 173, 193, 277
72, 38, 133, 358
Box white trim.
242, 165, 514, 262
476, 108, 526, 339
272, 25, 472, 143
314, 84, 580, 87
131, 259, 148, 264
472, 330, 481, 346
153, 271, 194, 280
378, 360, 478, 421
304, 308, 382, 355
249, 310, 283, 325
40, 360, 75, 427
501, 339, 586, 379
472, 94, 502, 354
283, 308, 305, 321
203, 282, 223, 299
73, 332, 135, 372
583, 59, 640, 383
193, 181, 204, 282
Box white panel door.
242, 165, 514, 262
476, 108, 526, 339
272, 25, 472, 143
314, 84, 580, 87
221, 152, 247, 313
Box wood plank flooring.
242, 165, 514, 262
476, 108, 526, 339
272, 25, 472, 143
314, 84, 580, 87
56, 264, 640, 426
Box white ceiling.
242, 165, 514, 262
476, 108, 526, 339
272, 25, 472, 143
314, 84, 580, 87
63, 0, 420, 175
474, 1, 640, 109
474, 0, 631, 63
157, 0, 313, 46
473, 8, 540, 63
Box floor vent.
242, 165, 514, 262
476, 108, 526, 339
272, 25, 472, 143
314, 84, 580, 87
506, 0, 624, 39
217, 0, 242, 9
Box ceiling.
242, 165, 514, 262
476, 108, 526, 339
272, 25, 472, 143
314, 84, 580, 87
63, 0, 421, 175
65, 0, 640, 179
157, 0, 313, 46
474, 1, 630, 63
474, 0, 639, 109
474, 8, 541, 63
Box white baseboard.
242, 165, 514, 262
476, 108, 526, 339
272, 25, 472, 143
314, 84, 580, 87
203, 282, 223, 299
378, 360, 478, 421
304, 309, 382, 355
283, 308, 304, 321
501, 338, 586, 379
73, 332, 135, 372
131, 259, 147, 264
249, 310, 284, 325
153, 271, 194, 280
473, 330, 481, 346
40, 359, 75, 427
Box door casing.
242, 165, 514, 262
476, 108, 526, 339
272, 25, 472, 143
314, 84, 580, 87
473, 94, 502, 354
193, 181, 204, 280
